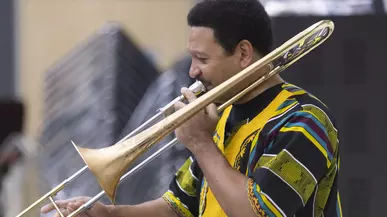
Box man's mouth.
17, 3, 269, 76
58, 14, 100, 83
205, 84, 213, 90
198, 80, 212, 90
194, 76, 213, 91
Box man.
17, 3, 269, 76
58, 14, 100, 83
41, 0, 343, 216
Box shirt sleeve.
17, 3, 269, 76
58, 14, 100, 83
162, 156, 200, 217
246, 109, 338, 216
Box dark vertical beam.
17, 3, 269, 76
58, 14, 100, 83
374, 0, 385, 14
0, 0, 15, 98
272, 15, 387, 217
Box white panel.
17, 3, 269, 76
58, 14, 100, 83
260, 0, 375, 16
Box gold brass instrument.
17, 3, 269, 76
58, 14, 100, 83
16, 20, 334, 217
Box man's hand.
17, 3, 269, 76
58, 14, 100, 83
174, 87, 218, 154
41, 197, 178, 217
174, 89, 258, 217
40, 196, 110, 217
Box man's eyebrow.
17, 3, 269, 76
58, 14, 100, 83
190, 50, 209, 57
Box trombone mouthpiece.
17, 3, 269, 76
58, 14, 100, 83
189, 80, 206, 96
158, 80, 206, 116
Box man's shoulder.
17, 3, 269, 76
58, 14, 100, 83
263, 83, 338, 135
280, 83, 336, 121
261, 83, 340, 165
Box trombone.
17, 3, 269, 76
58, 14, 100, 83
16, 20, 335, 217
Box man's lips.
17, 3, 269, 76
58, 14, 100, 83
198, 80, 212, 90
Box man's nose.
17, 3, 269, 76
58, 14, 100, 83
189, 65, 201, 79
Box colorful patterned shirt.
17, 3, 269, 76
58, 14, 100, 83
162, 83, 343, 217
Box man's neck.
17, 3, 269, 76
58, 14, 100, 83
234, 74, 284, 104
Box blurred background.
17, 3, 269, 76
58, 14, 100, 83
0, 0, 386, 216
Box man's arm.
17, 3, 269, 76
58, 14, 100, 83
108, 198, 178, 217
174, 88, 259, 217
41, 197, 178, 217
108, 156, 200, 217
193, 141, 258, 217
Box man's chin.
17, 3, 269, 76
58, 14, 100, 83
205, 85, 214, 91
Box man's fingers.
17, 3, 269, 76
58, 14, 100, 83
180, 87, 217, 118
41, 203, 54, 214
53, 209, 67, 217
174, 101, 186, 111
53, 211, 60, 217
41, 200, 67, 214
67, 203, 78, 215
181, 87, 197, 103
41, 197, 87, 214
68, 202, 77, 211
206, 103, 218, 119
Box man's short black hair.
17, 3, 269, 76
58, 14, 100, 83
187, 0, 273, 56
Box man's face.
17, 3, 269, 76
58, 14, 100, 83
187, 27, 243, 103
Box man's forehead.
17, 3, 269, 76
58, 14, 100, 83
189, 26, 214, 39
187, 43, 208, 55
187, 27, 217, 54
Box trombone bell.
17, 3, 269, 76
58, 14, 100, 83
72, 140, 137, 204
71, 118, 166, 205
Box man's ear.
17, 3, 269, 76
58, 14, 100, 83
237, 40, 254, 68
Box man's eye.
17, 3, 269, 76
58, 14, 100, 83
198, 57, 208, 63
